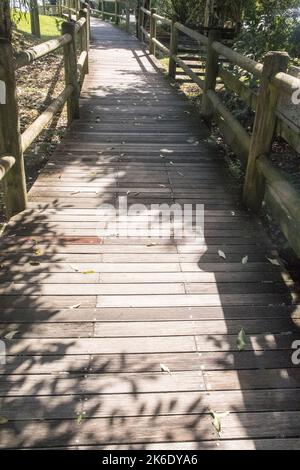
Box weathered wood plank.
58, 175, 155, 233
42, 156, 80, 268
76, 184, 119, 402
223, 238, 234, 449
0, 17, 297, 450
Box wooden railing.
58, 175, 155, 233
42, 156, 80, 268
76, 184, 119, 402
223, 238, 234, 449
90, 1, 130, 33
0, 5, 90, 219
137, 6, 300, 258
39, 1, 82, 20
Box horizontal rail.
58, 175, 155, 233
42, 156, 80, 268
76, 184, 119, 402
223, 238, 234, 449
258, 155, 300, 257
140, 26, 150, 40
0, 156, 16, 181
152, 38, 169, 55
175, 22, 208, 46
271, 71, 300, 95
21, 85, 74, 153
15, 34, 72, 69
153, 13, 172, 26
77, 51, 88, 82
62, 6, 77, 13
102, 10, 117, 16
173, 55, 205, 89
75, 17, 86, 33
212, 41, 263, 78
141, 7, 151, 16
219, 66, 258, 110
207, 89, 251, 166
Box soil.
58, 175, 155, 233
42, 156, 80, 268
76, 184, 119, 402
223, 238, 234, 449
0, 31, 67, 229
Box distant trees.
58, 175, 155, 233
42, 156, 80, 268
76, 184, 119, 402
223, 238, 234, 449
0, 0, 13, 40
29, 0, 41, 37
152, 0, 300, 58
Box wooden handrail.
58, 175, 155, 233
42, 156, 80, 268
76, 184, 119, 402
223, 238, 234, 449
0, 5, 90, 219
16, 34, 72, 69
0, 156, 16, 182
90, 1, 130, 31
21, 85, 74, 153
135, 6, 300, 258
212, 41, 263, 77
175, 22, 208, 46
141, 7, 151, 16
153, 13, 172, 26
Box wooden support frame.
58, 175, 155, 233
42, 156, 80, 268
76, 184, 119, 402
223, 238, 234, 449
243, 52, 289, 211
79, 8, 89, 75
149, 8, 157, 56
30, 0, 41, 38
201, 29, 222, 125
168, 17, 179, 79
0, 2, 27, 218
0, 40, 27, 218
62, 21, 80, 124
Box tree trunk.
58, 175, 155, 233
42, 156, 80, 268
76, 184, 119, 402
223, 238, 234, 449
0, 0, 12, 41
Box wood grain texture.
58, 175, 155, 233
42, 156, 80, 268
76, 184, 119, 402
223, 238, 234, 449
0, 18, 299, 450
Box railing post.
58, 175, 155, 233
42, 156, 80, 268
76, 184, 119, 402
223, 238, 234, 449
126, 10, 130, 33
243, 51, 289, 212
0, 41, 27, 218
115, 0, 119, 25
30, 0, 41, 38
138, 6, 143, 41
149, 8, 157, 56
62, 21, 80, 124
125, 1, 130, 33
79, 8, 89, 74
201, 29, 221, 125
168, 16, 178, 79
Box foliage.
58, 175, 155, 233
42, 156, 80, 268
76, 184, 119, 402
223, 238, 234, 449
152, 0, 300, 58
12, 10, 64, 39
234, 0, 300, 60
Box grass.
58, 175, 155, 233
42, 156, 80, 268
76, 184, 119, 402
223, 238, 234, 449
12, 10, 64, 40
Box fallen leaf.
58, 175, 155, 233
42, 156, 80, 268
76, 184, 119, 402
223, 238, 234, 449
76, 413, 84, 425
242, 255, 248, 265
34, 248, 43, 256
210, 410, 230, 435
160, 363, 171, 374
81, 270, 96, 275
187, 137, 195, 144
237, 328, 247, 351
0, 417, 8, 425
70, 304, 81, 309
4, 330, 18, 340
218, 250, 226, 259
266, 257, 281, 266
29, 261, 40, 266
69, 265, 79, 272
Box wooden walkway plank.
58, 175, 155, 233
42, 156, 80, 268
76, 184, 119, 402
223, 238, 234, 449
0, 18, 299, 450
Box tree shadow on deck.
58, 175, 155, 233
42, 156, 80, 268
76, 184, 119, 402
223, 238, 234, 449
0, 19, 299, 450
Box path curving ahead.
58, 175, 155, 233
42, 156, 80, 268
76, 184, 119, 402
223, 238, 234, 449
0, 18, 299, 450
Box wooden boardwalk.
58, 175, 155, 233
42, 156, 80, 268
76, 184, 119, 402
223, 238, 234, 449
0, 18, 300, 449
